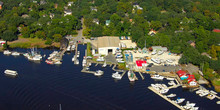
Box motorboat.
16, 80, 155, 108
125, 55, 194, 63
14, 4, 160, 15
166, 77, 175, 80
183, 101, 196, 110
4, 69, 18, 76
94, 70, 104, 76
216, 101, 220, 104
199, 91, 209, 97
75, 59, 79, 64
167, 94, 176, 98
196, 89, 203, 94
159, 88, 169, 94
112, 72, 122, 80
82, 58, 86, 67
11, 52, 20, 56
127, 70, 135, 82
210, 90, 217, 95
72, 56, 75, 62
86, 67, 89, 70
168, 81, 176, 86
67, 45, 71, 51
175, 98, 185, 104
206, 94, 215, 100
23, 53, 29, 57
157, 50, 164, 55
151, 74, 164, 80
45, 59, 53, 64
77, 51, 80, 57
54, 61, 62, 65
3, 50, 11, 55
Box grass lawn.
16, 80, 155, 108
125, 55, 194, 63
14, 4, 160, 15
8, 37, 60, 48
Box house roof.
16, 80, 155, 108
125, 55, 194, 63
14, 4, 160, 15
187, 40, 194, 44
0, 1, 3, 5
136, 60, 147, 67
187, 75, 196, 81
177, 70, 186, 74
213, 29, 220, 33
97, 36, 120, 48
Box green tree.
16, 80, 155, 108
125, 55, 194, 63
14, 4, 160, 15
53, 34, 62, 42
2, 30, 17, 41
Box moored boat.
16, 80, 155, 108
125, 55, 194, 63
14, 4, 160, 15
11, 52, 20, 56
3, 50, 11, 55
112, 72, 122, 80
94, 70, 104, 76
151, 74, 164, 80
127, 70, 135, 82
4, 69, 18, 76
167, 93, 176, 98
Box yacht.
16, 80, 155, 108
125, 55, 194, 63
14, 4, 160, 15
151, 74, 164, 80
54, 61, 62, 65
112, 72, 122, 80
127, 70, 135, 82
175, 98, 185, 104
11, 52, 20, 56
75, 59, 79, 65
94, 70, 104, 76
4, 69, 18, 76
72, 55, 75, 62
159, 88, 169, 94
3, 50, 11, 55
67, 45, 71, 51
216, 101, 220, 104
86, 67, 89, 70
166, 94, 176, 98
199, 91, 209, 97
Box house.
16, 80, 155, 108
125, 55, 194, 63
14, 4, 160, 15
201, 52, 212, 59
68, 2, 73, 6
0, 40, 6, 46
106, 20, 110, 26
0, 1, 3, 10
54, 3, 58, 9
64, 9, 72, 16
49, 13, 55, 19
90, 6, 97, 12
21, 14, 30, 18
97, 36, 120, 55
177, 70, 188, 80
93, 18, 99, 25
40, 0, 47, 5
133, 3, 143, 10
187, 74, 197, 86
136, 60, 147, 69
213, 29, 220, 33
148, 29, 157, 36
187, 40, 196, 48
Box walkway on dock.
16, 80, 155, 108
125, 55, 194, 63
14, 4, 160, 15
74, 43, 78, 64
148, 86, 185, 110
81, 67, 96, 74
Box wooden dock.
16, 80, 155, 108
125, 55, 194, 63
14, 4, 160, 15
148, 86, 185, 110
121, 71, 127, 78
81, 68, 96, 74
74, 43, 78, 64
138, 72, 145, 80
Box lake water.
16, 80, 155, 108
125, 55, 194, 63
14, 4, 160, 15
0, 45, 219, 110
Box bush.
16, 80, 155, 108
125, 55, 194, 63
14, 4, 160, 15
45, 38, 52, 45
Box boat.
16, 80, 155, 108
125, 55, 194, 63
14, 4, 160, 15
45, 59, 53, 64
94, 70, 104, 76
166, 77, 175, 80
168, 81, 176, 86
4, 69, 18, 76
23, 53, 29, 57
102, 61, 107, 67
151, 51, 157, 55
11, 52, 20, 56
216, 101, 220, 104
151, 58, 161, 64
183, 101, 196, 110
54, 61, 62, 65
199, 91, 209, 97
72, 56, 75, 62
151, 74, 164, 80
86, 67, 89, 70
77, 51, 80, 57
159, 88, 169, 94
27, 47, 42, 61
3, 50, 11, 55
127, 70, 135, 82
210, 90, 218, 95
112, 72, 122, 80
157, 50, 164, 55
206, 94, 215, 100
82, 57, 86, 67
75, 59, 79, 64
175, 98, 185, 104
67, 45, 71, 51
195, 89, 203, 94
167, 94, 176, 98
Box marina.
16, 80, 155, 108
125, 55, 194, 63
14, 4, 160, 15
0, 45, 219, 110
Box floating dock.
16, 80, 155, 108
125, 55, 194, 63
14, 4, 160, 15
148, 86, 185, 110
138, 72, 145, 80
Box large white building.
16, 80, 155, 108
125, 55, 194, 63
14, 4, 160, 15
97, 36, 120, 55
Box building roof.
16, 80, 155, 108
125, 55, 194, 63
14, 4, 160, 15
98, 36, 120, 48
213, 29, 220, 33
177, 70, 186, 74
136, 60, 147, 67
0, 1, 3, 5
187, 74, 196, 81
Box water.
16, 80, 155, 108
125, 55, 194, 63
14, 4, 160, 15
0, 45, 219, 110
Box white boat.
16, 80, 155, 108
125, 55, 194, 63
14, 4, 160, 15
94, 70, 104, 76
82, 58, 86, 67
86, 67, 89, 70
67, 45, 71, 51
157, 50, 164, 55
196, 89, 203, 94
127, 70, 135, 82
54, 61, 62, 65
151, 74, 164, 80
186, 101, 196, 107
206, 94, 215, 100
112, 72, 122, 80
11, 52, 20, 56
166, 77, 175, 80
72, 57, 75, 62
151, 51, 157, 55
199, 91, 209, 97
23, 53, 29, 57
102, 61, 107, 67
75, 59, 79, 64
216, 101, 220, 104
159, 88, 169, 94
4, 69, 18, 76
167, 94, 176, 98
168, 81, 176, 86
175, 98, 185, 104
3, 50, 11, 55
210, 90, 218, 95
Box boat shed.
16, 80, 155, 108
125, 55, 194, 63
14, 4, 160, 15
97, 36, 120, 55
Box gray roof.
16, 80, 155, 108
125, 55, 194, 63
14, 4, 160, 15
98, 36, 120, 48
0, 1, 3, 5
